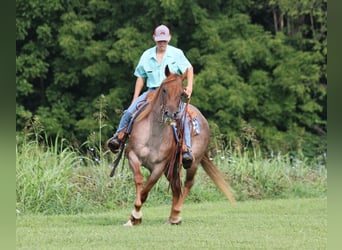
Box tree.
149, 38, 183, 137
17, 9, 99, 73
16, 0, 327, 157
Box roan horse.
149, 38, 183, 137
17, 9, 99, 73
110, 66, 235, 226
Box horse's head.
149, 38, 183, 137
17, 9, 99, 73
159, 66, 188, 123
135, 65, 188, 124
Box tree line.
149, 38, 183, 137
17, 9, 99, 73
16, 0, 327, 158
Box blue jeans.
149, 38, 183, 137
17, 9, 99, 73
178, 101, 192, 151
114, 89, 192, 152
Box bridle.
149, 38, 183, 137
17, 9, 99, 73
159, 79, 186, 125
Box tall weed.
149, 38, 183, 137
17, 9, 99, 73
210, 149, 327, 201
16, 131, 92, 214
16, 123, 327, 215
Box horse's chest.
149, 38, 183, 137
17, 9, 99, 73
138, 146, 151, 159
130, 123, 173, 163
134, 140, 170, 164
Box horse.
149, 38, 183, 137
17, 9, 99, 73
111, 66, 235, 226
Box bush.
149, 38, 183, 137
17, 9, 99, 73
16, 132, 327, 215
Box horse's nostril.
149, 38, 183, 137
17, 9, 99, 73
164, 110, 177, 120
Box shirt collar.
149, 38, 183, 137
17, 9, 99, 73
149, 45, 170, 60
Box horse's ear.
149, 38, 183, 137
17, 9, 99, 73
165, 65, 170, 77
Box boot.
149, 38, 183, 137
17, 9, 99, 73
106, 131, 125, 153
181, 144, 193, 169
107, 110, 132, 153
182, 151, 193, 169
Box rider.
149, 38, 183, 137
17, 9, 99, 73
106, 24, 194, 168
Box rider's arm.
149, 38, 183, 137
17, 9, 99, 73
184, 66, 194, 98
132, 77, 145, 103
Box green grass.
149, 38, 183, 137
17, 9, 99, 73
16, 197, 327, 249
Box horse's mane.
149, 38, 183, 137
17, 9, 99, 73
135, 73, 180, 122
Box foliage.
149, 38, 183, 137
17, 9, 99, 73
16, 131, 326, 215
16, 0, 327, 157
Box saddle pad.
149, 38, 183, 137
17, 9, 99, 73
187, 107, 200, 136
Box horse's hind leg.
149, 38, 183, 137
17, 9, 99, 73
168, 166, 198, 224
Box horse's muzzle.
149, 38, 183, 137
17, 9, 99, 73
162, 109, 179, 124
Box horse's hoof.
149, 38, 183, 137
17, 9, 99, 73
123, 217, 142, 227
167, 217, 182, 225
123, 216, 142, 226
123, 219, 133, 227
123, 210, 142, 226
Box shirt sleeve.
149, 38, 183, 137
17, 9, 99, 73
174, 49, 192, 74
134, 52, 148, 78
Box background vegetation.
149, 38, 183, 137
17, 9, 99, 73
16, 129, 326, 215
15, 4, 327, 249
16, 0, 327, 158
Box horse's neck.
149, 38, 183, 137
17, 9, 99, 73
146, 100, 172, 143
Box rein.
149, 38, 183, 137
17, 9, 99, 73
109, 101, 150, 178
110, 73, 190, 196
166, 96, 190, 192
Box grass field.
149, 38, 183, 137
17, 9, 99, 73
16, 197, 327, 249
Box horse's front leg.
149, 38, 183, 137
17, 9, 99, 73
124, 153, 144, 226
125, 155, 165, 226
140, 166, 164, 204
168, 166, 198, 225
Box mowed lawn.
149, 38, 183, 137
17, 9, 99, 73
16, 197, 327, 249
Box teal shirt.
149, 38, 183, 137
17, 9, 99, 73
134, 45, 192, 88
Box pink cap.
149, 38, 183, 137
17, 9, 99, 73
153, 25, 171, 42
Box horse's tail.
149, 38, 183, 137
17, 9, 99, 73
201, 153, 235, 204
